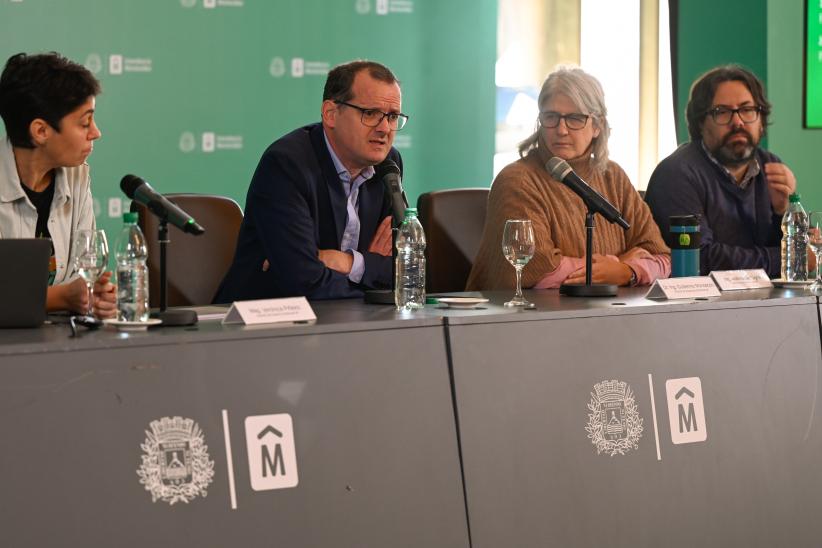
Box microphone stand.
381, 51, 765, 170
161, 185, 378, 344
150, 219, 198, 326
559, 208, 618, 297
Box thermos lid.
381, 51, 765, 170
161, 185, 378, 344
669, 214, 700, 226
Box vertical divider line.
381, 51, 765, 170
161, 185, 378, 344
443, 318, 473, 548
648, 373, 662, 461
222, 409, 238, 510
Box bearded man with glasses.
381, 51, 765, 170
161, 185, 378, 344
646, 65, 806, 278
215, 60, 409, 302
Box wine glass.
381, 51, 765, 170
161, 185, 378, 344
502, 219, 535, 307
809, 212, 822, 294
73, 229, 109, 317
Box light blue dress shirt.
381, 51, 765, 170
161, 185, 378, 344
323, 131, 375, 283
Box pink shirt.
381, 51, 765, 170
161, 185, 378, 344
534, 252, 671, 289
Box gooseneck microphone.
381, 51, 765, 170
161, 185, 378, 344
545, 157, 630, 230
377, 159, 407, 226
120, 175, 205, 235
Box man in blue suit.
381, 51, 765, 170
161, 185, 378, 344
215, 60, 408, 302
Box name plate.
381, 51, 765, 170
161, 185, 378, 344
222, 297, 317, 326
645, 276, 721, 300
710, 269, 773, 291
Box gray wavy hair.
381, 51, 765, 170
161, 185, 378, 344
518, 66, 611, 172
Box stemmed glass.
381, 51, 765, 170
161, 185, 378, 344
73, 229, 109, 317
502, 219, 535, 307
809, 212, 822, 294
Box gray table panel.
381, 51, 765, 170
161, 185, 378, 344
449, 298, 822, 548
0, 324, 469, 548
0, 300, 445, 357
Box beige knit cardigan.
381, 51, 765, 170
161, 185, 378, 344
466, 147, 670, 290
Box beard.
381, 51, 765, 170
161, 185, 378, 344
710, 128, 758, 167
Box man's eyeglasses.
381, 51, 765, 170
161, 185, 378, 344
538, 111, 591, 130
335, 101, 409, 131
705, 105, 761, 125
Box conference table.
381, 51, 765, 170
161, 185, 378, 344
1, 286, 820, 547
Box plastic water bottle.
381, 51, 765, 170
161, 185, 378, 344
395, 208, 426, 310
781, 193, 809, 281
115, 212, 150, 321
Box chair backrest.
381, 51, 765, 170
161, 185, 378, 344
417, 188, 490, 293
131, 194, 243, 307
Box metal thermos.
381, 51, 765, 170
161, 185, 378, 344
669, 215, 700, 277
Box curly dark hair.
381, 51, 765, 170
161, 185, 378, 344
686, 64, 771, 142
0, 52, 101, 148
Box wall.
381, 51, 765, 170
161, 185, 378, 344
0, 0, 497, 242
675, 0, 768, 144
768, 0, 822, 211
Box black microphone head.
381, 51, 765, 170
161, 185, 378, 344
546, 157, 572, 181
120, 174, 144, 199
376, 159, 400, 178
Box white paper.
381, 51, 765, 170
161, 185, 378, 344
222, 297, 316, 325
710, 269, 773, 291
645, 276, 721, 300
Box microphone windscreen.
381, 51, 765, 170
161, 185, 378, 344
546, 157, 572, 181
120, 174, 142, 199
376, 159, 400, 178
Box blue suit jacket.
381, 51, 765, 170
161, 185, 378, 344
214, 123, 401, 302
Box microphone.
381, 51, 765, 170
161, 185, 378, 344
377, 159, 407, 226
545, 157, 630, 230
120, 175, 205, 235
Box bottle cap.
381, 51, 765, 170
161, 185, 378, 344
403, 207, 418, 218
123, 212, 138, 223
790, 193, 801, 203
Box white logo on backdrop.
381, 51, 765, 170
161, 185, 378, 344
269, 57, 286, 77
286, 58, 328, 78
586, 379, 644, 456
107, 197, 122, 218
180, 0, 196, 7
195, 132, 242, 153
179, 132, 196, 153
203, 0, 215, 7
390, 0, 414, 13
392, 134, 412, 149
137, 416, 215, 505
109, 54, 123, 75
291, 58, 305, 78
375, 0, 414, 14
202, 132, 216, 153
84, 54, 102, 74
107, 54, 152, 75
355, 0, 370, 14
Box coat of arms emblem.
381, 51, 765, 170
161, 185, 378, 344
586, 379, 643, 456
137, 416, 215, 505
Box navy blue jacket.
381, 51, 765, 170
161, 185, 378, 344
214, 123, 401, 302
645, 141, 783, 277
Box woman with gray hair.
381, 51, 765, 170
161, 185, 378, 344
467, 66, 670, 290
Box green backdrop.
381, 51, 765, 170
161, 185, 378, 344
0, 0, 497, 241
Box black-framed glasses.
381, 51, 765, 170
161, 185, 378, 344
705, 105, 761, 125
538, 111, 590, 130
334, 101, 409, 131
